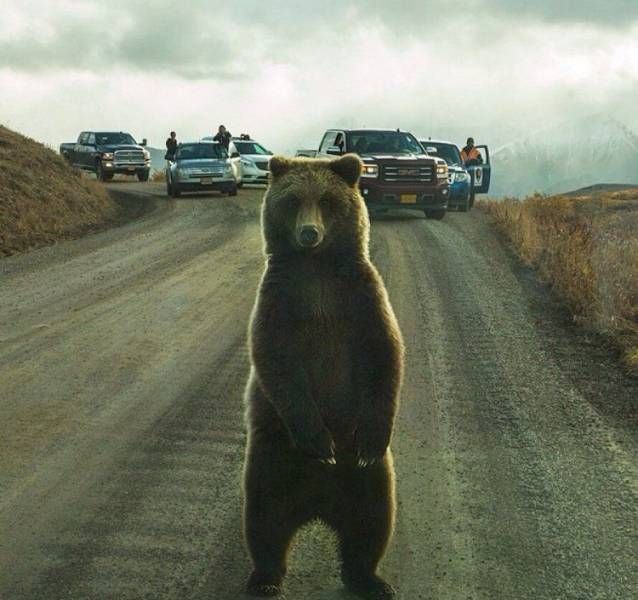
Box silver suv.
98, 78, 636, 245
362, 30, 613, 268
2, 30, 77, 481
165, 142, 237, 197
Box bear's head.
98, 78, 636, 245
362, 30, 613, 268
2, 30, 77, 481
262, 154, 369, 258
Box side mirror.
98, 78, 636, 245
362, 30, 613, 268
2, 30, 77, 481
231, 151, 240, 158
140, 138, 147, 147
326, 145, 343, 156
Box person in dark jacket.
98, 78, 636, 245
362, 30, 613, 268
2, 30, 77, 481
165, 131, 178, 160
213, 125, 231, 149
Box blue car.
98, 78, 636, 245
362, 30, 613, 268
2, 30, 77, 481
421, 139, 492, 211
420, 140, 472, 211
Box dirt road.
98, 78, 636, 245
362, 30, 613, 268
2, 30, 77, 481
1, 183, 636, 599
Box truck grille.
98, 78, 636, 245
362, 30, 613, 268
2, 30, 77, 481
383, 164, 433, 183
114, 149, 145, 164
255, 161, 269, 171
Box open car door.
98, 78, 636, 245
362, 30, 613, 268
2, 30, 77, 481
467, 145, 491, 194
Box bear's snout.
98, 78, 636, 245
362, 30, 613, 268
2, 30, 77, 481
297, 225, 323, 248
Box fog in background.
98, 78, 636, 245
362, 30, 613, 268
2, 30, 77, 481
1, 0, 637, 196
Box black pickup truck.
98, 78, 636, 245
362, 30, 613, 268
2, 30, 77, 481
310, 129, 449, 219
60, 131, 151, 182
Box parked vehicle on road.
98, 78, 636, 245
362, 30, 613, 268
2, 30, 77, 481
420, 140, 472, 211
421, 140, 492, 210
165, 142, 237, 197
309, 129, 449, 219
201, 136, 244, 187
60, 131, 151, 182
231, 135, 272, 184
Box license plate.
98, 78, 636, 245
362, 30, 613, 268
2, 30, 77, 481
200, 177, 213, 185
127, 166, 135, 171
400, 194, 417, 204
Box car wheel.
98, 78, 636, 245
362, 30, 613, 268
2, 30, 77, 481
172, 184, 181, 197
425, 209, 446, 220
228, 185, 238, 197
96, 161, 107, 182
137, 170, 150, 182
458, 195, 470, 212
237, 181, 243, 189
166, 180, 172, 196
469, 191, 475, 209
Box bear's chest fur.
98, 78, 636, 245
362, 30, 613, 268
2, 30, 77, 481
285, 265, 360, 428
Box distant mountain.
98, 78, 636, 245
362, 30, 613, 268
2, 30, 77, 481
490, 116, 638, 197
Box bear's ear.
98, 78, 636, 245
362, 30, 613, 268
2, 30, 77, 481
269, 155, 292, 178
329, 153, 362, 187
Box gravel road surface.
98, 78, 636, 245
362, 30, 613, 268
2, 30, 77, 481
1, 182, 636, 599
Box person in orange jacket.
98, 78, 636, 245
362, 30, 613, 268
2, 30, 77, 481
461, 137, 483, 166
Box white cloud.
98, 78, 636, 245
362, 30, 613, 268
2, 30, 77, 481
1, 1, 637, 152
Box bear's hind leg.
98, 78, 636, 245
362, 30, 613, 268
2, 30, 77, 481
244, 439, 322, 597
245, 515, 295, 597
244, 470, 299, 597
333, 455, 396, 599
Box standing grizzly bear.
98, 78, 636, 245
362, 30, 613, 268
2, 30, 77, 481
243, 154, 404, 599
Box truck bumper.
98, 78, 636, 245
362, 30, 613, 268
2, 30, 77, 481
242, 165, 269, 184
103, 161, 150, 175
174, 179, 236, 193
358, 180, 449, 211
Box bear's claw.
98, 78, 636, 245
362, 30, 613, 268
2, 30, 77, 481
354, 424, 389, 467
293, 426, 336, 462
247, 570, 283, 597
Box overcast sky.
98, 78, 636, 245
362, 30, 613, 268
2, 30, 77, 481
1, 0, 637, 152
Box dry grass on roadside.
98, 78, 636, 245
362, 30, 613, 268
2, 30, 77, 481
480, 191, 638, 373
0, 125, 120, 256
151, 169, 165, 182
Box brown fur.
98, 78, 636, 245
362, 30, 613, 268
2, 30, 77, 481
243, 154, 404, 599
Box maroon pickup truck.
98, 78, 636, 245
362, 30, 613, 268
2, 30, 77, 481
314, 129, 449, 219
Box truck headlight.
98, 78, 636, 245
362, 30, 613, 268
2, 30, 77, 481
454, 171, 469, 182
361, 164, 379, 178
102, 152, 114, 160
224, 163, 234, 175
240, 158, 254, 167
143, 149, 150, 160
436, 164, 448, 179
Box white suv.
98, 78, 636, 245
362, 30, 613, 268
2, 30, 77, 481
231, 136, 272, 184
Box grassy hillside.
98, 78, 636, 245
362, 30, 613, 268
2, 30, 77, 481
0, 126, 119, 256
481, 189, 638, 373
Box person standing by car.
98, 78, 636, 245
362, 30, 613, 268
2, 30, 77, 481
461, 137, 483, 166
213, 125, 231, 150
165, 131, 178, 160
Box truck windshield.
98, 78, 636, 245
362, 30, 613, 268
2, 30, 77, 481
424, 142, 462, 166
95, 132, 137, 146
349, 131, 423, 155
176, 143, 228, 160
234, 142, 271, 155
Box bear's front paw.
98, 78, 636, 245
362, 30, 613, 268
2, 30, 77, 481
354, 424, 391, 468
293, 427, 336, 464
